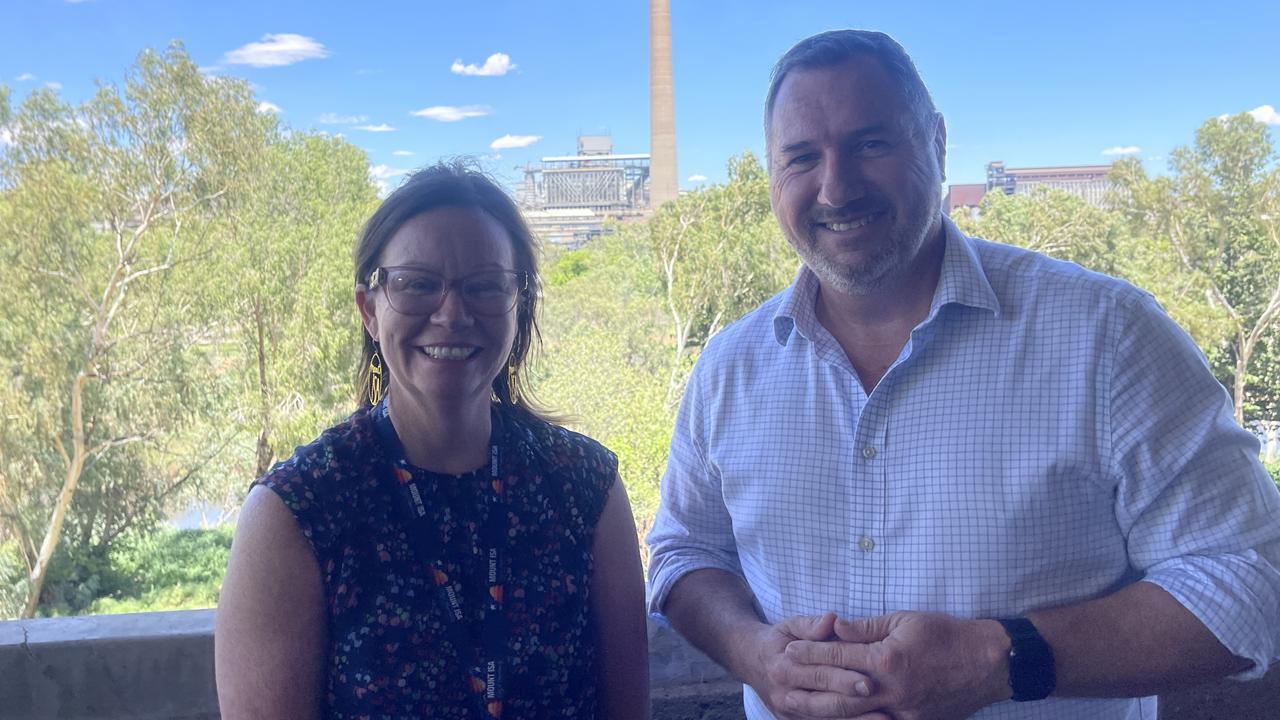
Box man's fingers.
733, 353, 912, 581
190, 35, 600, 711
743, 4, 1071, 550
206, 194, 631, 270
778, 611, 838, 641
784, 688, 879, 718
833, 615, 893, 644
770, 655, 874, 696
785, 639, 875, 672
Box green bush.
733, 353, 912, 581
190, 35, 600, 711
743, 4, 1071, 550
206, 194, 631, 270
33, 526, 234, 617
0, 540, 29, 619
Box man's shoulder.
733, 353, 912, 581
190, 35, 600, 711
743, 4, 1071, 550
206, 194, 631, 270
964, 234, 1152, 313
699, 287, 791, 367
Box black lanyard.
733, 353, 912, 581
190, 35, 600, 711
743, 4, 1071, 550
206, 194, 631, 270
372, 400, 509, 719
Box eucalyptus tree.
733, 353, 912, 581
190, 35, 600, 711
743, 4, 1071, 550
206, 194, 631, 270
1111, 114, 1280, 425
0, 45, 272, 617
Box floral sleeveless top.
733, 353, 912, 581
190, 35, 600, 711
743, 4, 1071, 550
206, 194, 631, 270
256, 405, 618, 718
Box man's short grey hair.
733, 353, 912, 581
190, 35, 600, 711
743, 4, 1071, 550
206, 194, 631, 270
764, 30, 937, 141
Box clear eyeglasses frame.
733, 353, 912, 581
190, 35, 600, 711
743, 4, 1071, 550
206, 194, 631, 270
368, 266, 528, 317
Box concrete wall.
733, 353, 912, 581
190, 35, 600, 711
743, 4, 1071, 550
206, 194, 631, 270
1, 610, 1277, 719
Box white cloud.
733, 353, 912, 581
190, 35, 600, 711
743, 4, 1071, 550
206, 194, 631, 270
16, 73, 35, 82
490, 134, 541, 150
45, 81, 62, 90
1248, 104, 1280, 126
450, 53, 515, 77
687, 174, 708, 182
393, 150, 414, 156
1, 127, 14, 147
257, 101, 282, 114
369, 164, 411, 196
197, 65, 222, 76
1101, 146, 1140, 156
318, 112, 368, 125
369, 164, 409, 180
355, 123, 396, 132
223, 33, 329, 68
411, 105, 490, 122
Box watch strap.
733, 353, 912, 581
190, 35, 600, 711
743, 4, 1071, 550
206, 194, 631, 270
996, 617, 1056, 702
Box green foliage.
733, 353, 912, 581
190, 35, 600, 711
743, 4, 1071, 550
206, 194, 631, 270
31, 526, 232, 617
0, 44, 376, 617
0, 44, 271, 616
545, 248, 593, 287
1110, 115, 1280, 424
956, 187, 1232, 357
201, 132, 379, 484
0, 540, 28, 619
534, 153, 795, 561
1265, 458, 1280, 486
645, 152, 794, 356
953, 187, 1127, 273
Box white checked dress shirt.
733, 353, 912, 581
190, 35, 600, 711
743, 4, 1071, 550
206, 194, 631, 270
647, 220, 1280, 719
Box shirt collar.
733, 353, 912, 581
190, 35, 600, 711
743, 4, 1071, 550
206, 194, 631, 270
772, 215, 1001, 346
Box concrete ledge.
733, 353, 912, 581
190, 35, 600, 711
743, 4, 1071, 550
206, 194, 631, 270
2, 609, 1278, 719
0, 611, 219, 720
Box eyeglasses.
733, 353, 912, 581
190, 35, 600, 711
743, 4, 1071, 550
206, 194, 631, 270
369, 266, 527, 317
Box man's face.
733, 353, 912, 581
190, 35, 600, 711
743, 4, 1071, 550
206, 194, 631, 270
767, 55, 946, 297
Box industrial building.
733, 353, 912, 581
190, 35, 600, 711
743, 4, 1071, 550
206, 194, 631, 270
517, 135, 653, 247
946, 161, 1114, 216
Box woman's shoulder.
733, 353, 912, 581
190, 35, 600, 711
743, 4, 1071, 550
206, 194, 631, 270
511, 410, 617, 477
253, 406, 384, 531
508, 409, 618, 531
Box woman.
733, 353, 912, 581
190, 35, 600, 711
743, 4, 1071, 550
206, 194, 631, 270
215, 160, 649, 718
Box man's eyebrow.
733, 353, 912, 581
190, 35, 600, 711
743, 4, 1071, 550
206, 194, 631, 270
776, 140, 814, 157
848, 124, 891, 139
775, 125, 897, 157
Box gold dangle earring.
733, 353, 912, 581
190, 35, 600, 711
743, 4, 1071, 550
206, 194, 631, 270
506, 354, 519, 402
368, 349, 385, 405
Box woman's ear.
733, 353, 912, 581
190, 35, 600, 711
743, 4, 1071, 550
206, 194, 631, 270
355, 284, 379, 341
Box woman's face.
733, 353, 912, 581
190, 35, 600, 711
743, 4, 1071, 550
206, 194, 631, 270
357, 206, 520, 413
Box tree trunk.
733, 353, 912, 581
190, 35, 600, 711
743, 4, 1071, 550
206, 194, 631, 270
1234, 339, 1249, 427
23, 372, 90, 618
254, 300, 274, 477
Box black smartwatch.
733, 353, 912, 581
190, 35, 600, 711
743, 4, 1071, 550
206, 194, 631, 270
996, 617, 1056, 702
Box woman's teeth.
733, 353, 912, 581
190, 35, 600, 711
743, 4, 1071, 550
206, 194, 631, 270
421, 346, 475, 360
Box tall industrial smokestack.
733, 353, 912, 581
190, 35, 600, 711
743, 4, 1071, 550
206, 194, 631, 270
649, 0, 678, 207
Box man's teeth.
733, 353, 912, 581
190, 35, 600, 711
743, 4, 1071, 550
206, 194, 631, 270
825, 215, 875, 231
421, 346, 475, 360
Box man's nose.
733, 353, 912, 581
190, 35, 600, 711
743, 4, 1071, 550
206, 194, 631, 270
816, 153, 867, 208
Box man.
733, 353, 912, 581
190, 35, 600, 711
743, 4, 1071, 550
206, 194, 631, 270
646, 29, 1280, 720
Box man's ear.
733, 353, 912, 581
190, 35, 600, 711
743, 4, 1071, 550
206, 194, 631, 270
355, 285, 379, 341
933, 112, 948, 183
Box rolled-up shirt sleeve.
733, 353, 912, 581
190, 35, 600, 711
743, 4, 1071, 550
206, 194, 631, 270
647, 355, 746, 614
1109, 292, 1280, 679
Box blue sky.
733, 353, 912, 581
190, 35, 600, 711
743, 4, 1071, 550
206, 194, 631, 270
3, 0, 1278, 194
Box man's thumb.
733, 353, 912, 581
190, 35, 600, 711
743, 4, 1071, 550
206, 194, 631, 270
780, 611, 837, 641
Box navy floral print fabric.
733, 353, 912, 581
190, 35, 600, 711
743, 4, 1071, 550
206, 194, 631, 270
256, 405, 618, 718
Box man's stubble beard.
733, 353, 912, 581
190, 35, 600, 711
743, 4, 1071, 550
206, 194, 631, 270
792, 199, 939, 297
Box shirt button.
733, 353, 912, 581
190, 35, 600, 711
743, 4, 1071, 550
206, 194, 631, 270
861, 446, 876, 459
859, 535, 876, 552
